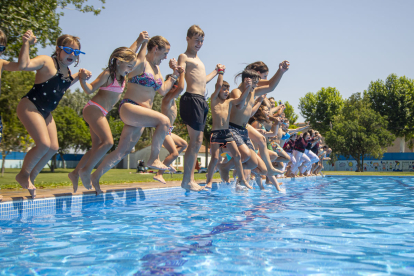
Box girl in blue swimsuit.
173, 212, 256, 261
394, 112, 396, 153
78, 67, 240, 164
15, 34, 87, 198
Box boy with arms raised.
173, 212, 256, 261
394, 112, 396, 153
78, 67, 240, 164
178, 25, 221, 191
205, 67, 255, 189
218, 61, 290, 184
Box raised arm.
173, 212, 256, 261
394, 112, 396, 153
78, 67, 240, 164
3, 30, 37, 72
78, 69, 109, 94
129, 31, 149, 53
206, 64, 219, 83
263, 118, 281, 138
163, 66, 186, 102
253, 60, 290, 96
231, 77, 252, 107
210, 64, 225, 100
288, 125, 310, 134
158, 59, 182, 96
250, 94, 266, 117
310, 134, 322, 147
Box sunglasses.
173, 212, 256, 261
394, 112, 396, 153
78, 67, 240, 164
0, 45, 5, 52
58, 46, 85, 56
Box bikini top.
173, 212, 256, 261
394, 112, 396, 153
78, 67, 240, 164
100, 74, 125, 93
129, 60, 162, 91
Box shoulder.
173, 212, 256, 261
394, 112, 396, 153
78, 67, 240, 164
178, 53, 188, 61
230, 88, 242, 96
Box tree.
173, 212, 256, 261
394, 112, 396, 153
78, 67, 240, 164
365, 74, 414, 152
278, 100, 298, 124
325, 93, 395, 172
0, 0, 105, 59
60, 87, 93, 116
0, 71, 35, 175
53, 106, 91, 169
298, 87, 344, 135
108, 116, 124, 152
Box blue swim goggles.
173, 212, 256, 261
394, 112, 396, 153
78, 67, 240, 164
0, 45, 5, 52
58, 46, 85, 56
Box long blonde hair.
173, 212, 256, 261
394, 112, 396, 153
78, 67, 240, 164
107, 47, 137, 84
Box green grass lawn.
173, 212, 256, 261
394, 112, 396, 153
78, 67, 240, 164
0, 168, 222, 190
324, 171, 414, 176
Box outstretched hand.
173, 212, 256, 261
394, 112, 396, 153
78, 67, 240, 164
279, 60, 290, 72
175, 65, 185, 75
137, 31, 150, 44
244, 77, 253, 90
22, 30, 37, 45
169, 58, 178, 70
79, 68, 92, 80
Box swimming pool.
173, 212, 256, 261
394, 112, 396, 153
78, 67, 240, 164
1, 176, 414, 275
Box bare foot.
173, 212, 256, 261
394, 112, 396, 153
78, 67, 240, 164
15, 172, 30, 189
218, 166, 230, 182
91, 175, 103, 196
0, 195, 3, 202
79, 168, 92, 190
273, 181, 282, 191
205, 182, 213, 189
147, 159, 170, 171
28, 186, 36, 199
181, 181, 205, 192
239, 179, 253, 189
153, 174, 166, 184
269, 167, 287, 176
68, 171, 79, 193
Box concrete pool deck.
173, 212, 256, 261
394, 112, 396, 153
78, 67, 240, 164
0, 180, 203, 202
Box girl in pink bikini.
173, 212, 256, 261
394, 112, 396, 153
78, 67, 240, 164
68, 32, 149, 193
89, 35, 184, 195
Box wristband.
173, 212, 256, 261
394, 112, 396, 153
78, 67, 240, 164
217, 68, 225, 74
170, 75, 178, 82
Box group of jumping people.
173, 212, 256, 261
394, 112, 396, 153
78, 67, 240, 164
0, 25, 331, 200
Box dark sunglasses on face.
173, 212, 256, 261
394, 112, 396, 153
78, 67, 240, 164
58, 46, 85, 56
0, 45, 5, 52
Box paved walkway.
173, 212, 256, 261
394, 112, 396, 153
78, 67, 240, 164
0, 180, 207, 202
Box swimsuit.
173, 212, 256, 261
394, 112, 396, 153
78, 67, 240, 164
23, 58, 73, 119
180, 92, 209, 131
210, 129, 234, 148
129, 60, 162, 91
167, 126, 174, 136
84, 100, 109, 116
118, 98, 144, 113
229, 122, 255, 151
83, 75, 125, 116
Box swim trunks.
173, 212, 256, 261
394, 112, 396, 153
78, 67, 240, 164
229, 122, 255, 151
210, 129, 234, 148
179, 92, 209, 131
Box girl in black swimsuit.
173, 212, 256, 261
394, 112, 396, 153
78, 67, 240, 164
15, 34, 88, 198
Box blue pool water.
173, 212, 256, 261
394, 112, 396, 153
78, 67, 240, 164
1, 176, 414, 275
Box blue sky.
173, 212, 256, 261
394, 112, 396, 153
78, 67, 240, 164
37, 0, 414, 122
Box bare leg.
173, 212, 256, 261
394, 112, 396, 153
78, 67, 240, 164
227, 142, 252, 189
247, 125, 284, 175
155, 134, 187, 184
181, 126, 204, 191
90, 125, 144, 195
219, 144, 251, 182
206, 144, 220, 189
29, 115, 60, 184
121, 103, 172, 171
80, 108, 114, 191
16, 99, 54, 198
